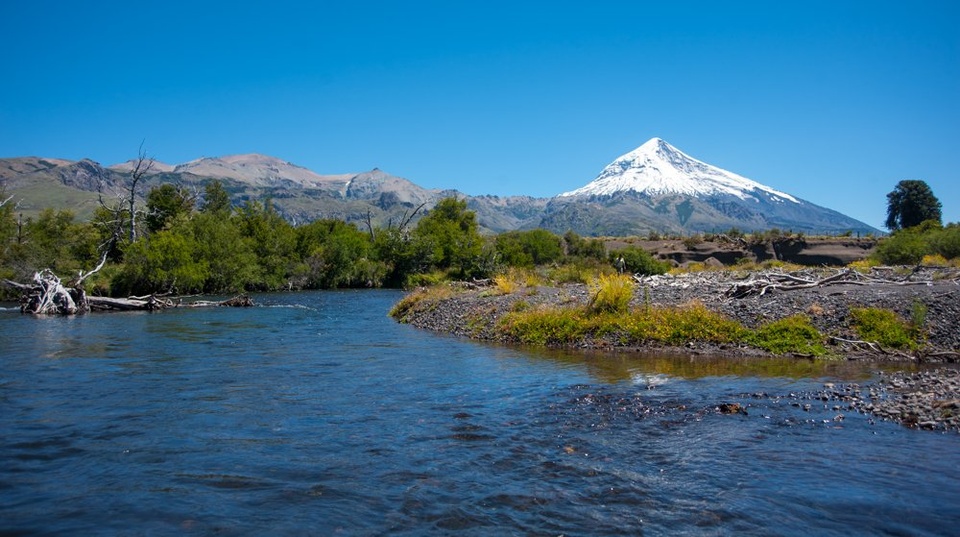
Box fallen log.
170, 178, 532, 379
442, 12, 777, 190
4, 270, 254, 314
187, 295, 255, 308
88, 294, 254, 312
87, 295, 176, 312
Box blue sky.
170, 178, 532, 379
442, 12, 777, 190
2, 1, 957, 229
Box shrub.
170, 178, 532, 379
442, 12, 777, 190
588, 273, 634, 314
682, 235, 703, 250
848, 258, 880, 272
493, 272, 518, 294
500, 307, 588, 346
873, 229, 929, 265
495, 229, 564, 267
930, 224, 960, 260
563, 230, 606, 261
642, 302, 747, 345
910, 300, 928, 334
748, 315, 827, 355
921, 254, 949, 266
610, 246, 670, 276
405, 270, 448, 288
548, 259, 606, 284
850, 307, 918, 350
493, 266, 542, 294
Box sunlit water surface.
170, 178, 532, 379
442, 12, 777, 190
1, 290, 958, 535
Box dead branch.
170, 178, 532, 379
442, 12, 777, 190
725, 268, 936, 299
829, 336, 916, 360
363, 209, 375, 240
399, 202, 427, 232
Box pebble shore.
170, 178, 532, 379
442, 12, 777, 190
394, 267, 960, 432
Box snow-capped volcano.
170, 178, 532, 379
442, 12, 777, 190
559, 137, 798, 203
541, 137, 879, 236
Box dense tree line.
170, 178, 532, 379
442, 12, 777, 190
6, 177, 949, 299
0, 183, 631, 297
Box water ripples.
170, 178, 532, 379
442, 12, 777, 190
2, 291, 959, 535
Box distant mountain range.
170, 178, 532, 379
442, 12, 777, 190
0, 139, 879, 235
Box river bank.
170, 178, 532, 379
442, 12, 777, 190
392, 266, 960, 431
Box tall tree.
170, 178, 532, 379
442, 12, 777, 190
145, 184, 195, 233
412, 197, 483, 277
200, 180, 232, 215
886, 180, 942, 231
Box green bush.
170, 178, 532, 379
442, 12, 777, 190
640, 302, 747, 345
748, 315, 827, 355
496, 229, 564, 267
930, 224, 960, 260
412, 197, 484, 278
610, 246, 670, 276
112, 230, 209, 296
500, 307, 588, 346
563, 230, 606, 260
873, 228, 928, 265
850, 307, 919, 350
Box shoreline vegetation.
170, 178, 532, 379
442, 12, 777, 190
389, 265, 960, 361
390, 264, 960, 433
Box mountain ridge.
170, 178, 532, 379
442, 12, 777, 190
0, 144, 879, 236
559, 138, 798, 203
545, 138, 877, 236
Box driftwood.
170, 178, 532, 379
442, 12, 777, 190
4, 270, 88, 315
3, 270, 253, 315
828, 336, 918, 361
86, 294, 253, 312
723, 267, 948, 299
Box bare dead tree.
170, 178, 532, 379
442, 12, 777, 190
363, 209, 376, 240
127, 141, 155, 243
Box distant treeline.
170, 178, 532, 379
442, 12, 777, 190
2, 179, 957, 298
0, 181, 667, 297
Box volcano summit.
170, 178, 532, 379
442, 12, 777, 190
541, 138, 877, 236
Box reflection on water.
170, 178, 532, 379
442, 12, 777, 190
1, 290, 958, 536
518, 346, 908, 384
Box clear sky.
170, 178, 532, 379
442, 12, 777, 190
2, 1, 957, 230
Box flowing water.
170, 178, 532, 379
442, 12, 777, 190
1, 290, 958, 535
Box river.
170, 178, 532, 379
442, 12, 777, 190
1, 290, 958, 535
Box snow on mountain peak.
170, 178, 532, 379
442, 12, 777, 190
559, 138, 799, 203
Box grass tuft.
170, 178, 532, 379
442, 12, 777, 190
587, 273, 634, 314
493, 272, 519, 295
